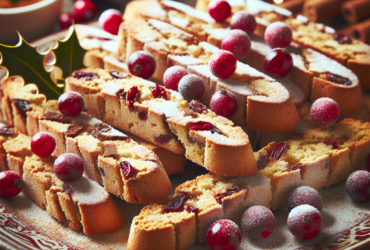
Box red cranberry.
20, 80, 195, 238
209, 50, 237, 79
323, 140, 340, 150
310, 97, 340, 128
150, 85, 168, 100
178, 74, 205, 101
54, 153, 84, 182
155, 134, 172, 145
210, 89, 238, 118
98, 9, 123, 35
58, 91, 85, 117
31, 132, 56, 158
346, 170, 370, 202
264, 48, 293, 78
208, 0, 231, 22
126, 86, 140, 112
367, 153, 370, 172
241, 205, 275, 240
72, 71, 98, 81
189, 100, 208, 114
189, 121, 223, 135
221, 30, 251, 61
288, 186, 323, 212
0, 172, 23, 198
333, 32, 352, 44
128, 51, 156, 79
214, 186, 241, 204
0, 125, 14, 136
60, 13, 80, 29
120, 161, 136, 179
270, 142, 286, 161
264, 22, 292, 48
287, 204, 322, 240
163, 66, 188, 91
230, 11, 257, 34
74, 0, 98, 21
163, 192, 190, 213
206, 219, 241, 250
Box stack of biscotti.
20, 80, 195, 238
0, 77, 173, 204
0, 123, 125, 235
127, 118, 370, 250
66, 69, 258, 176
0, 77, 186, 176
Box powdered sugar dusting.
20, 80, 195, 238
241, 205, 275, 240
197, 130, 239, 146
162, 0, 215, 23
226, 0, 245, 7
296, 15, 309, 24
199, 42, 219, 54
101, 82, 123, 96
79, 38, 101, 50
101, 41, 117, 53
75, 24, 117, 41
152, 101, 180, 118
103, 56, 129, 72
168, 55, 203, 67
169, 15, 190, 29
70, 177, 109, 205
287, 204, 320, 227
246, 0, 292, 17
288, 186, 323, 212
278, 78, 305, 106
205, 28, 230, 40
236, 61, 274, 80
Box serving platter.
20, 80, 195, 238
1, 23, 370, 250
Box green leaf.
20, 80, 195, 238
0, 33, 64, 100
51, 25, 86, 80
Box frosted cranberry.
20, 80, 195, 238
60, 13, 80, 29
120, 161, 136, 179
128, 51, 156, 79
221, 30, 251, 61
214, 186, 241, 204
150, 85, 168, 100
270, 142, 286, 161
54, 153, 84, 182
210, 89, 238, 118
208, 0, 231, 22
163, 192, 190, 213
98, 9, 123, 35
367, 154, 370, 172
230, 11, 257, 34
264, 22, 292, 48
74, 0, 98, 21
0, 171, 23, 198
264, 48, 293, 78
310, 97, 340, 128
288, 186, 323, 212
241, 205, 275, 240
163, 66, 188, 91
0, 125, 14, 136
287, 204, 322, 240
209, 50, 237, 79
206, 219, 241, 250
346, 170, 370, 202
31, 132, 56, 158
58, 91, 84, 117
178, 74, 205, 101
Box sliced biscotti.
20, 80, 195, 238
127, 172, 271, 250
66, 68, 257, 176
258, 118, 370, 210
22, 154, 125, 235
0, 125, 19, 172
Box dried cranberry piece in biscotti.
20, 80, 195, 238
150, 85, 168, 100
189, 101, 208, 114
189, 121, 223, 135
13, 99, 32, 115
323, 140, 340, 150
110, 71, 128, 79
126, 86, 140, 112
185, 205, 199, 214
72, 71, 98, 81
333, 32, 352, 44
0, 125, 14, 136
319, 72, 352, 86
283, 163, 303, 173
138, 111, 148, 121
163, 192, 190, 213
155, 134, 172, 145
270, 142, 287, 161
120, 161, 136, 179
214, 186, 241, 204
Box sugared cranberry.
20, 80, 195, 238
163, 192, 190, 213
163, 66, 188, 91
287, 204, 322, 240
98, 9, 123, 35
58, 91, 84, 117
346, 170, 370, 202
264, 22, 292, 48
221, 30, 251, 61
241, 205, 275, 240
74, 0, 98, 22
178, 74, 205, 101
0, 171, 23, 198
150, 85, 168, 100
214, 186, 241, 204
189, 121, 223, 135
209, 50, 237, 79
210, 89, 238, 118
126, 86, 140, 112
54, 153, 84, 182
323, 140, 340, 150
208, 0, 231, 22
60, 13, 80, 30
155, 134, 172, 145
206, 219, 241, 250
31, 132, 56, 158
288, 186, 323, 212
264, 48, 293, 78
0, 125, 14, 136
128, 51, 156, 79
333, 32, 352, 44
270, 142, 286, 161
310, 97, 340, 128
230, 11, 257, 34
367, 153, 370, 172
120, 161, 136, 179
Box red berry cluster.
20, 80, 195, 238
60, 0, 98, 29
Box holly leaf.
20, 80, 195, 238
0, 33, 64, 100
51, 25, 86, 80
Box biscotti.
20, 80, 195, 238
127, 172, 271, 250
0, 78, 173, 204
116, 18, 300, 132
66, 68, 258, 176
22, 154, 125, 235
